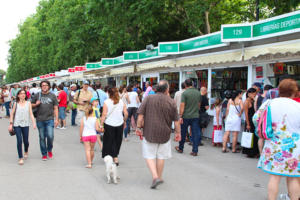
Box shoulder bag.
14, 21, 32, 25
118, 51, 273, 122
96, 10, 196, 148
9, 103, 18, 136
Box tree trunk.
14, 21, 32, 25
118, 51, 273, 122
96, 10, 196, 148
205, 11, 211, 34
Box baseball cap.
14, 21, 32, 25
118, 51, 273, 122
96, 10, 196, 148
253, 82, 262, 88
83, 81, 89, 85
90, 97, 99, 103
70, 84, 76, 88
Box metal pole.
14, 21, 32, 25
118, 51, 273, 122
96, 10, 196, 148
256, 0, 260, 21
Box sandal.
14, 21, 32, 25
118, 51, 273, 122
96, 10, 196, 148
85, 164, 92, 168
222, 149, 229, 153
175, 146, 183, 153
232, 150, 241, 153
18, 159, 24, 165
24, 153, 28, 160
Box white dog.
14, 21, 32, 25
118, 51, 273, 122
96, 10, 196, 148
103, 155, 118, 184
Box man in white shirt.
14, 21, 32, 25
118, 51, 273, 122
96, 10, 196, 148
30, 83, 40, 97
174, 82, 186, 114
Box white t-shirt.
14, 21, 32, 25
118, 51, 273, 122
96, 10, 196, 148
3, 90, 11, 102
104, 99, 124, 127
82, 116, 97, 137
127, 91, 138, 108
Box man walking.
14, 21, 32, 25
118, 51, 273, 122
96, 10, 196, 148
31, 80, 58, 161
93, 82, 107, 113
175, 79, 202, 156
136, 80, 181, 189
57, 84, 67, 129
73, 81, 93, 125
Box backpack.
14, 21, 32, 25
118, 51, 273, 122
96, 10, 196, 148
252, 100, 273, 140
32, 92, 41, 118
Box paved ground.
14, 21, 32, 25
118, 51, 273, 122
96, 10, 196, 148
0, 111, 288, 200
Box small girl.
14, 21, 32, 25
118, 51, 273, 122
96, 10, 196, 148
211, 98, 223, 147
90, 98, 103, 150
80, 105, 100, 168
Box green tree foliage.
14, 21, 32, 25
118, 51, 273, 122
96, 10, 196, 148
6, 0, 300, 83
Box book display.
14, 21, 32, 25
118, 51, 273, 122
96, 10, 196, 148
211, 67, 247, 98
129, 76, 141, 85
160, 72, 180, 98
271, 62, 300, 86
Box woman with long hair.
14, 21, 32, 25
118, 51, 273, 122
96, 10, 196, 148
8, 89, 36, 165
257, 79, 300, 200
100, 87, 128, 165
243, 88, 259, 158
223, 90, 243, 153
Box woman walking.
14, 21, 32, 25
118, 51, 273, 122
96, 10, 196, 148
101, 87, 128, 165
8, 89, 36, 165
2, 86, 11, 118
257, 79, 300, 200
223, 90, 243, 153
123, 85, 139, 140
243, 88, 259, 158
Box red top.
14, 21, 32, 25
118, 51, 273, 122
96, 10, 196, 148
58, 90, 67, 107
293, 98, 300, 103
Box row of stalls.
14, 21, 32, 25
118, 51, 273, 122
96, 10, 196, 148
80, 35, 300, 101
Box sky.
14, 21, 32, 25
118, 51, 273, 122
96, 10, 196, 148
0, 0, 40, 71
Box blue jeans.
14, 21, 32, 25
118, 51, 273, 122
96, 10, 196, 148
37, 120, 54, 156
71, 109, 77, 125
179, 118, 201, 153
4, 101, 10, 117
123, 107, 137, 138
14, 126, 29, 159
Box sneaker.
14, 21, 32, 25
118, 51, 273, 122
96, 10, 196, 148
60, 127, 66, 130
42, 156, 48, 161
56, 126, 61, 129
48, 152, 53, 159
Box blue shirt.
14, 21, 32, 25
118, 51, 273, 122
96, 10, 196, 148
148, 90, 156, 95
93, 89, 108, 108
63, 87, 69, 96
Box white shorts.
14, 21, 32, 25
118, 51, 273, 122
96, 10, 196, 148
142, 139, 172, 160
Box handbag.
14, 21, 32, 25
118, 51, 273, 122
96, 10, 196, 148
199, 112, 210, 128
213, 129, 223, 143
8, 103, 18, 136
241, 131, 254, 148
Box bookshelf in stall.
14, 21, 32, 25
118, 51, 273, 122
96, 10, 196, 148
272, 62, 300, 86
160, 72, 179, 98
211, 67, 247, 98
196, 70, 208, 88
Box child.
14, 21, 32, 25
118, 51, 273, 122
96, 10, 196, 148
80, 105, 100, 168
90, 98, 103, 150
211, 98, 223, 146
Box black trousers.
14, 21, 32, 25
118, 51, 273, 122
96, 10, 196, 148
102, 123, 123, 158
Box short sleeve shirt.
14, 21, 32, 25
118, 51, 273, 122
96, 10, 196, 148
137, 93, 179, 144
31, 92, 58, 121
58, 90, 67, 107
74, 89, 93, 112
181, 88, 201, 119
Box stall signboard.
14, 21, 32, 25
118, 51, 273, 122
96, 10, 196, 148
50, 73, 55, 77
221, 24, 252, 42
86, 63, 101, 69
75, 66, 86, 71
123, 52, 139, 61
68, 68, 75, 73
45, 74, 50, 78
113, 56, 125, 65
138, 48, 160, 60
158, 42, 179, 54
256, 66, 263, 79
180, 32, 226, 52
101, 59, 114, 66
253, 11, 300, 39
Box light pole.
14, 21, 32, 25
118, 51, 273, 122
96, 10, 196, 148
256, 0, 260, 21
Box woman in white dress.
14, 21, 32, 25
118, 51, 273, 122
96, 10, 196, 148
222, 90, 243, 153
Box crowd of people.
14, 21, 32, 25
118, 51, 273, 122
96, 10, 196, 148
1, 77, 300, 198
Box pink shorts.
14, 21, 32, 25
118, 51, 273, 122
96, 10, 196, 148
82, 135, 97, 143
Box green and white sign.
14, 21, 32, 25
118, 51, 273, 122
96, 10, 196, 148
101, 59, 114, 66
180, 32, 226, 52
222, 24, 252, 42
86, 63, 101, 69
139, 48, 160, 60
253, 10, 300, 39
123, 52, 139, 61
159, 42, 179, 54
113, 56, 125, 65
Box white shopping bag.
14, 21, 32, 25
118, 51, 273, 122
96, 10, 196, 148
241, 131, 254, 148
213, 130, 223, 143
